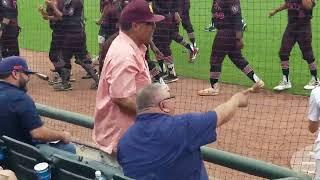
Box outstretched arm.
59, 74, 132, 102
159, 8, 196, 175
269, 3, 287, 17
215, 82, 264, 127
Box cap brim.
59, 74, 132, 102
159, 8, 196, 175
144, 14, 165, 22
25, 70, 37, 74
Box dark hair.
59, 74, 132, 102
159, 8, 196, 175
120, 21, 132, 31
0, 72, 11, 79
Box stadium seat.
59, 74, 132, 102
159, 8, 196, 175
1, 135, 51, 180
51, 153, 98, 180
0, 139, 6, 167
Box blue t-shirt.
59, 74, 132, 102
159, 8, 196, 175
118, 111, 217, 180
0, 81, 43, 145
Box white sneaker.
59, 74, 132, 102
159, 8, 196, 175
92, 55, 100, 65
304, 79, 319, 90
256, 80, 265, 88
198, 83, 220, 96
273, 80, 292, 91
188, 46, 199, 62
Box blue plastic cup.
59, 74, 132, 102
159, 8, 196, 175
34, 162, 51, 180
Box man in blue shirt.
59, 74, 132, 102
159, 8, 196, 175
0, 56, 75, 153
118, 82, 263, 179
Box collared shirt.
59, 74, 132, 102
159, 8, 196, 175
0, 81, 43, 145
118, 112, 217, 180
93, 31, 151, 154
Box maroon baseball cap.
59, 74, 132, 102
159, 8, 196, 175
119, 0, 164, 23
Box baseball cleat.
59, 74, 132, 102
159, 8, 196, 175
204, 24, 216, 32
92, 55, 100, 66
82, 73, 92, 79
163, 75, 179, 83
48, 74, 62, 86
188, 46, 199, 63
53, 83, 73, 91
257, 80, 265, 88
198, 84, 219, 96
273, 80, 292, 91
242, 19, 247, 31
304, 79, 319, 90
90, 82, 99, 90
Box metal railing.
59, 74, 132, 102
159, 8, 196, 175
36, 103, 312, 180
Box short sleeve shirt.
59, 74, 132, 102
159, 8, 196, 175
117, 112, 217, 180
0, 81, 43, 145
286, 0, 313, 25
101, 3, 121, 32
61, 0, 84, 32
213, 0, 242, 30
93, 31, 151, 154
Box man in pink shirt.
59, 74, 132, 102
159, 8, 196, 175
93, 0, 165, 167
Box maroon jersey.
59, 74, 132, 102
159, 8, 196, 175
61, 0, 84, 32
0, 0, 18, 25
152, 0, 179, 14
101, 1, 121, 29
213, 0, 242, 31
285, 0, 313, 25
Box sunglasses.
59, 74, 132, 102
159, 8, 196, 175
14, 70, 32, 76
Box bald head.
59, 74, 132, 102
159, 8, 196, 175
136, 83, 170, 112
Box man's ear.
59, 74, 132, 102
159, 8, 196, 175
131, 22, 139, 31
11, 71, 19, 80
159, 101, 170, 113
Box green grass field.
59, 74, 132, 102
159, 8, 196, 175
18, 0, 320, 95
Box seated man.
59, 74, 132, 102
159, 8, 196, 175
0, 56, 75, 153
117, 82, 263, 179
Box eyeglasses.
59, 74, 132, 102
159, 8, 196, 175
159, 95, 175, 104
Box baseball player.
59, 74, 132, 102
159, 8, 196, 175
46, 0, 99, 91
198, 0, 264, 96
39, 0, 65, 85
270, 0, 318, 91
151, 0, 181, 83
178, 0, 197, 50
96, 0, 121, 65
0, 0, 20, 59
